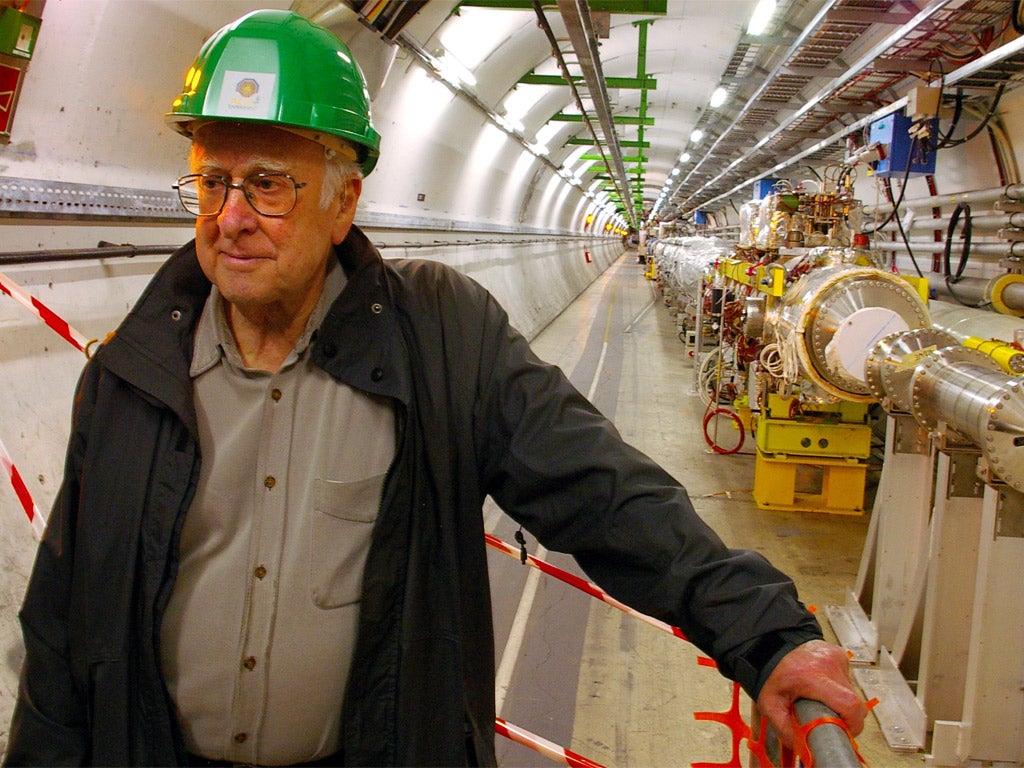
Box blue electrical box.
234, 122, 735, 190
869, 112, 937, 178
694, 210, 708, 225
752, 178, 780, 200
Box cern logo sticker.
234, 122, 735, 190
236, 78, 259, 99
218, 71, 277, 119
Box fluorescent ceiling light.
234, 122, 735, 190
678, 151, 690, 163
690, 129, 704, 143
671, 168, 680, 176
747, 0, 776, 35
709, 87, 728, 108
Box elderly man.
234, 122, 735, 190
5, 10, 865, 767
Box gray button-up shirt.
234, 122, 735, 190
160, 262, 395, 764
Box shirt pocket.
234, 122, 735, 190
310, 473, 384, 609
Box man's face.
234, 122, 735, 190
189, 122, 359, 318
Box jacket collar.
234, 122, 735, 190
96, 224, 411, 437
311, 225, 413, 406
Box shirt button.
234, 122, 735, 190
271, 388, 282, 401
254, 565, 267, 580
234, 733, 248, 744
264, 476, 276, 489
371, 367, 384, 382
243, 656, 257, 671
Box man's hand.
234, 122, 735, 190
755, 639, 867, 748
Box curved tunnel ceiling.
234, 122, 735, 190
295, 1, 1018, 228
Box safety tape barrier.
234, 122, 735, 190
0, 436, 46, 540
488, 532, 872, 768
0, 269, 94, 355
495, 717, 605, 768
484, 532, 689, 642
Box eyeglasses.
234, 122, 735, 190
173, 173, 308, 217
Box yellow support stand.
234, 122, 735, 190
753, 450, 867, 515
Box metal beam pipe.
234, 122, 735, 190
910, 346, 1024, 490
869, 325, 1024, 491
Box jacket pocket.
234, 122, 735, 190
310, 474, 384, 609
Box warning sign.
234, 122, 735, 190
0, 60, 23, 136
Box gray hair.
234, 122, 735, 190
321, 146, 363, 209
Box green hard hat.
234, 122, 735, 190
167, 9, 381, 176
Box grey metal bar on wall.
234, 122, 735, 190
0, 176, 191, 222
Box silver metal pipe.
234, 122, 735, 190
890, 212, 1018, 233
866, 328, 959, 413
929, 278, 989, 307
867, 320, 1024, 490
864, 185, 1024, 217
928, 277, 1024, 312
872, 240, 1021, 257
794, 699, 863, 768
911, 346, 1024, 490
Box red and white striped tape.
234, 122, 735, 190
0, 269, 92, 354
485, 532, 688, 642
0, 437, 46, 540
495, 717, 605, 768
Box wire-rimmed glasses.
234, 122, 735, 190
174, 173, 308, 217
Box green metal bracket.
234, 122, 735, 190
519, 72, 657, 90
551, 113, 654, 125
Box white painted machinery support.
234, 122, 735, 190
866, 413, 933, 654
926, 482, 1024, 766
914, 447, 985, 725
826, 412, 932, 664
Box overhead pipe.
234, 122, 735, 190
891, 212, 1024, 233
872, 240, 1024, 258
863, 184, 1024, 217
553, 0, 636, 228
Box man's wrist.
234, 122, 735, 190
732, 630, 822, 699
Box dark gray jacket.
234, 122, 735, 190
6, 225, 821, 766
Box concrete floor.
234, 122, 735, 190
488, 253, 927, 767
